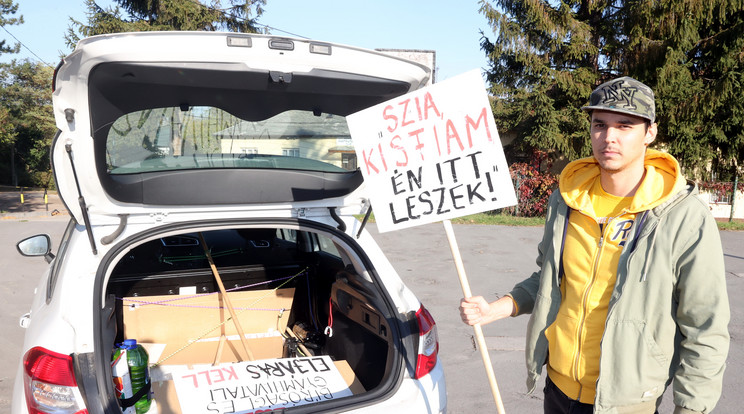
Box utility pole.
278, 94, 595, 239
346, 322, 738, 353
730, 159, 739, 223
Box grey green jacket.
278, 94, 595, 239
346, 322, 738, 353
509, 182, 729, 413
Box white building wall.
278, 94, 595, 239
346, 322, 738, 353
698, 190, 744, 220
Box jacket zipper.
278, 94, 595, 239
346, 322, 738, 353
594, 210, 649, 404
572, 211, 624, 401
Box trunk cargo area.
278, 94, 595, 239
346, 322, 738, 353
102, 226, 399, 413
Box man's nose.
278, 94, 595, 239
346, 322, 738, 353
602, 127, 620, 142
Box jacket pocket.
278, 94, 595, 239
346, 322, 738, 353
636, 321, 670, 369
526, 292, 555, 375
602, 321, 671, 401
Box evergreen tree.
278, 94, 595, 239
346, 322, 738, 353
480, 0, 744, 180
66, 0, 266, 48
0, 0, 22, 55
642, 2, 744, 180
479, 0, 614, 163
0, 60, 55, 187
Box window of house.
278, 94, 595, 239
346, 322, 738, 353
282, 148, 300, 157
341, 153, 357, 171
711, 191, 731, 204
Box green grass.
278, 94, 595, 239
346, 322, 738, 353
357, 212, 744, 230
449, 212, 545, 226
452, 214, 744, 230
717, 220, 744, 231
355, 212, 545, 227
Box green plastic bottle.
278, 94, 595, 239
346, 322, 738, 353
121, 339, 152, 414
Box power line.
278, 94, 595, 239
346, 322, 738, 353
0, 24, 54, 67
197, 2, 311, 39
256, 23, 310, 40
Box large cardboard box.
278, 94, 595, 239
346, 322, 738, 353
122, 288, 295, 365
121, 288, 363, 414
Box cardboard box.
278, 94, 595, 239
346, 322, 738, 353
122, 289, 295, 365
121, 288, 364, 413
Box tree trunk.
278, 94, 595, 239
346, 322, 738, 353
11, 144, 17, 187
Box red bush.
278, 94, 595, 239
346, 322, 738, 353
499, 151, 559, 217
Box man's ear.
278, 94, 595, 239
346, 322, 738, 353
645, 123, 658, 146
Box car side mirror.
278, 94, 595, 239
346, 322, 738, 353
17, 234, 55, 263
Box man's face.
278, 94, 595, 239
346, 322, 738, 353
590, 110, 657, 174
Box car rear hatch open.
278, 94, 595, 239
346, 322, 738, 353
51, 31, 431, 225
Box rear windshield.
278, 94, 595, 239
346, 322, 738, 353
105, 107, 357, 174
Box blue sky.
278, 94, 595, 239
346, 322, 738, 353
1, 0, 493, 82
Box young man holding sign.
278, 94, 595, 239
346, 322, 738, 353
459, 77, 729, 414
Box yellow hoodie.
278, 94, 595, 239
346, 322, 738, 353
545, 149, 686, 403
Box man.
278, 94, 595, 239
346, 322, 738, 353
460, 77, 729, 413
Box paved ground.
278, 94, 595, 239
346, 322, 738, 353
0, 190, 68, 220
1, 198, 742, 413
370, 224, 744, 413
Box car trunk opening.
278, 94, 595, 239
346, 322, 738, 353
94, 222, 410, 413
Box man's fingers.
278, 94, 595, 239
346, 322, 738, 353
461, 296, 484, 306
459, 296, 487, 326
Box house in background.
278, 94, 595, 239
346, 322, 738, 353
214, 110, 358, 170
215, 49, 437, 172
698, 187, 744, 221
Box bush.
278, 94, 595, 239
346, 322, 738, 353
496, 151, 559, 217
697, 180, 744, 194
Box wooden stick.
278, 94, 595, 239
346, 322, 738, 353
198, 232, 255, 361
442, 219, 506, 414
213, 294, 227, 365
213, 334, 227, 365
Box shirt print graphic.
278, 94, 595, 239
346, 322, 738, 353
598, 218, 634, 247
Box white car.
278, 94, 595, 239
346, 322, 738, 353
13, 32, 446, 414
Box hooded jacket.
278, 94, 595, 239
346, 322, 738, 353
508, 150, 729, 413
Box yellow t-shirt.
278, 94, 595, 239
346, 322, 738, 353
591, 179, 634, 234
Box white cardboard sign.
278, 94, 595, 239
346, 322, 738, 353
172, 356, 353, 414
347, 69, 517, 232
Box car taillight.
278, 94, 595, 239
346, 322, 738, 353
23, 347, 87, 414
414, 305, 439, 379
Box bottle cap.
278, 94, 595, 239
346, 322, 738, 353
123, 339, 137, 349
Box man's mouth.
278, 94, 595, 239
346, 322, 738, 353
600, 149, 619, 156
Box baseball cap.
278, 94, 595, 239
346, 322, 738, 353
582, 76, 656, 123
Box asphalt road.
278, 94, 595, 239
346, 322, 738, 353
2, 213, 743, 413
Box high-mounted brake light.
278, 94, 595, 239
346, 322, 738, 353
226, 35, 252, 48
414, 305, 439, 379
23, 347, 87, 414
309, 43, 332, 55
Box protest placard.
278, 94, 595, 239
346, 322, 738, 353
347, 69, 517, 232
172, 356, 353, 414
348, 69, 516, 413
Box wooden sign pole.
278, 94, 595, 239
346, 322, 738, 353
442, 219, 506, 414
198, 232, 255, 362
